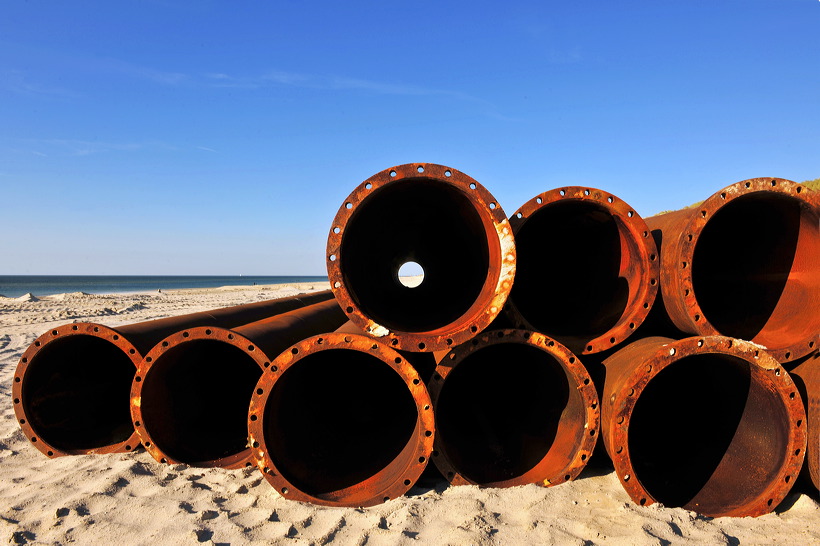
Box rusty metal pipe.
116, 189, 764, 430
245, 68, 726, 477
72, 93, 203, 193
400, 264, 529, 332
327, 163, 516, 352
506, 187, 659, 355
131, 298, 346, 469
428, 329, 599, 487
787, 351, 820, 491
13, 290, 334, 459
646, 178, 820, 362
601, 336, 806, 517
248, 333, 435, 507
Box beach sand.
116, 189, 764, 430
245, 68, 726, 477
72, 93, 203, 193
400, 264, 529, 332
1, 282, 819, 545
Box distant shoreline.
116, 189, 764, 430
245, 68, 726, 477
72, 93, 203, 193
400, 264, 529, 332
0, 275, 328, 299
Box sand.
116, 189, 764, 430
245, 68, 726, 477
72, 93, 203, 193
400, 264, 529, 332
1, 282, 819, 545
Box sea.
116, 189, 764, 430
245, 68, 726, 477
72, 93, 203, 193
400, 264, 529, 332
0, 276, 329, 299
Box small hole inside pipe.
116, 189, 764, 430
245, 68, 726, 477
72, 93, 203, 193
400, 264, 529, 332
397, 261, 424, 288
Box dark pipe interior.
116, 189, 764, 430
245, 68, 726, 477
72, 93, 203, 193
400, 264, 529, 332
264, 349, 418, 497
139, 340, 262, 463
692, 193, 820, 345
435, 343, 574, 484
340, 179, 491, 332
628, 354, 788, 511
511, 201, 629, 346
22, 336, 135, 450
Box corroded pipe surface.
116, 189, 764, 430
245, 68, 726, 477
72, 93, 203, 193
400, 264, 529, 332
327, 163, 516, 352
428, 329, 599, 488
601, 336, 806, 517
13, 290, 333, 459
646, 178, 820, 362
789, 351, 820, 491
131, 299, 346, 469
249, 333, 435, 507
334, 320, 439, 383
506, 187, 659, 355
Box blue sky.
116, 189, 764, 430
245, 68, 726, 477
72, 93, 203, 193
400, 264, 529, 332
2, 1, 818, 275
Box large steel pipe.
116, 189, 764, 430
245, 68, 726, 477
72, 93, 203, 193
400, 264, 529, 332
506, 187, 659, 355
646, 178, 820, 362
428, 329, 599, 487
131, 299, 346, 469
248, 333, 434, 507
788, 351, 820, 491
327, 163, 516, 352
601, 336, 806, 517
13, 290, 334, 459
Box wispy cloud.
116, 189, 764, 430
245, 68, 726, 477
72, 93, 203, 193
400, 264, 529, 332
1, 70, 76, 98
7, 138, 215, 158
201, 70, 513, 117
100, 59, 188, 85
14, 138, 159, 157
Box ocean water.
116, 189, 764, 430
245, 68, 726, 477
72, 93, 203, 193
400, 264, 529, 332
0, 276, 328, 299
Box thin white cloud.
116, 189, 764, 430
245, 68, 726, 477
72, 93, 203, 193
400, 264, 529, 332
111, 61, 188, 85
1, 71, 76, 98
21, 139, 149, 157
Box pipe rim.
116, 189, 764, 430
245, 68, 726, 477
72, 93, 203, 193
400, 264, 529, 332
13, 323, 142, 457
428, 329, 600, 487
131, 326, 269, 469
248, 333, 435, 507
506, 187, 659, 354
606, 336, 807, 517
326, 163, 516, 352
662, 178, 819, 362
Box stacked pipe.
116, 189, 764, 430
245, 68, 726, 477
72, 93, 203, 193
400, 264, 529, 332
12, 163, 820, 518
13, 290, 336, 458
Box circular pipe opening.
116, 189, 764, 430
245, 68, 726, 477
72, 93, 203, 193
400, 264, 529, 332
692, 193, 820, 347
628, 353, 789, 513
21, 335, 135, 451
511, 200, 635, 350
435, 343, 587, 485
397, 261, 424, 288
339, 179, 491, 332
263, 349, 419, 500
139, 340, 262, 464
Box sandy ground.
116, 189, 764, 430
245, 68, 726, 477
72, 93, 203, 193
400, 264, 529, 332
1, 282, 819, 545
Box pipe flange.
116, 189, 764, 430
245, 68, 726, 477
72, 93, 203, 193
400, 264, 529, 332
249, 333, 435, 507
13, 323, 142, 457
327, 163, 515, 352
507, 187, 659, 355
605, 336, 806, 517
131, 326, 269, 469
428, 329, 599, 487
657, 178, 820, 362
